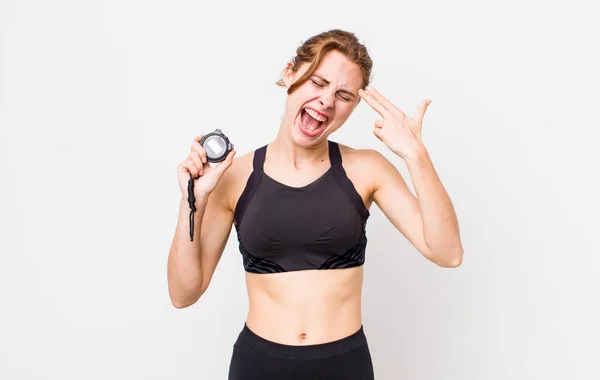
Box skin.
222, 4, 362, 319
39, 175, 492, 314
167, 49, 463, 345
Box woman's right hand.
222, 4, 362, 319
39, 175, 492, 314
177, 134, 236, 200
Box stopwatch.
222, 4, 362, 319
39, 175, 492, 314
200, 129, 234, 163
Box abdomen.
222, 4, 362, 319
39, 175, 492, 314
244, 266, 364, 345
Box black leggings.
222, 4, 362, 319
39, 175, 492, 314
228, 323, 375, 379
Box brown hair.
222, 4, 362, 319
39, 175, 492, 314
276, 29, 373, 94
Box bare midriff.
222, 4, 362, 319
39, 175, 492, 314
244, 266, 364, 345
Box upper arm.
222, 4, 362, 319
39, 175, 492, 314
368, 150, 434, 261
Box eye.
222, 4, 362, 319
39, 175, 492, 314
337, 94, 351, 102
311, 79, 325, 88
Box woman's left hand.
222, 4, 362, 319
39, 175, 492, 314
358, 86, 431, 161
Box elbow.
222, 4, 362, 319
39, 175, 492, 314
444, 254, 463, 268
171, 299, 191, 309
432, 245, 463, 268
169, 283, 207, 309
170, 293, 201, 309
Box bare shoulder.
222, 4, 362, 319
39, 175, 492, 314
336, 142, 399, 204
212, 149, 255, 213
336, 142, 397, 176
221, 150, 254, 183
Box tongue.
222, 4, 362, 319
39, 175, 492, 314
301, 110, 321, 131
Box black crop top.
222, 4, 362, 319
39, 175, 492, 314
233, 140, 370, 274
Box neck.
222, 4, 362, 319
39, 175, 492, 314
269, 122, 329, 169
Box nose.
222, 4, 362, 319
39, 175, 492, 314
319, 91, 335, 108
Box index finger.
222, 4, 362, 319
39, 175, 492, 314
358, 89, 390, 118
366, 87, 406, 119
191, 135, 208, 163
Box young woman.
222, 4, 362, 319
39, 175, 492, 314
167, 29, 463, 379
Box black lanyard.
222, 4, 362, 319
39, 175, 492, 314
187, 173, 198, 241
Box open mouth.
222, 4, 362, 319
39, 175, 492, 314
298, 108, 328, 137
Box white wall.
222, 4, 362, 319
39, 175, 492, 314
1, 0, 598, 379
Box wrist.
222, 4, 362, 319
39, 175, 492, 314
404, 145, 429, 166
180, 192, 210, 206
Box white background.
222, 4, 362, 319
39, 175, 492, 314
1, 0, 598, 379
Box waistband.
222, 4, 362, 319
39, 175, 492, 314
236, 323, 368, 360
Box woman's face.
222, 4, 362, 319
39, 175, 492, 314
282, 50, 364, 147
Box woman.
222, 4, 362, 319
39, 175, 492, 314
167, 29, 463, 379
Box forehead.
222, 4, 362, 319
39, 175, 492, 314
307, 50, 363, 89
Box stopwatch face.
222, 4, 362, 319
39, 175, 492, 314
200, 128, 233, 163
202, 134, 229, 162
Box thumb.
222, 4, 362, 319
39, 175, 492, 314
216, 149, 236, 173
414, 99, 431, 123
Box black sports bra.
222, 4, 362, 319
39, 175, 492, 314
233, 140, 370, 274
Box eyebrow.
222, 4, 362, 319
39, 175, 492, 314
313, 74, 357, 98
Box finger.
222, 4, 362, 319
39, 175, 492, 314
358, 89, 391, 118
365, 86, 404, 117
217, 149, 236, 173
374, 119, 384, 129
414, 99, 431, 123
184, 159, 200, 178
372, 127, 383, 141
228, 149, 237, 161
191, 140, 208, 163
190, 151, 204, 172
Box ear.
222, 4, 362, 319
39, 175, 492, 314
282, 62, 295, 88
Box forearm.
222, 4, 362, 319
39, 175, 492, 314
405, 147, 463, 263
167, 197, 209, 307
